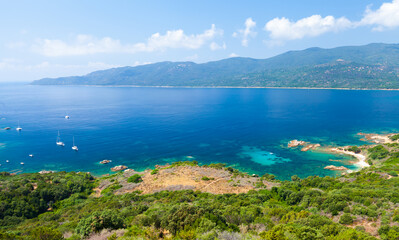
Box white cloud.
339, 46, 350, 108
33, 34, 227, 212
32, 25, 223, 57
264, 15, 352, 42
134, 24, 223, 52
0, 58, 121, 72
229, 53, 239, 58
360, 0, 399, 30
32, 35, 122, 56
209, 42, 226, 50
233, 18, 257, 46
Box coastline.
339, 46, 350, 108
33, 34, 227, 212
328, 147, 370, 169
29, 84, 399, 91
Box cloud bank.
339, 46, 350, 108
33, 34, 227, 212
32, 25, 223, 57
264, 0, 399, 42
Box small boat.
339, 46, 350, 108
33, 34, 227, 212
4, 127, 11, 130
65, 113, 70, 119
72, 137, 78, 151
29, 154, 34, 158
20, 162, 24, 165
56, 131, 65, 147
6, 160, 9, 163
16, 121, 22, 131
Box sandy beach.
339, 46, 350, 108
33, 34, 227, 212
329, 147, 370, 169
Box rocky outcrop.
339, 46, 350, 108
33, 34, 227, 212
111, 165, 128, 171
288, 140, 306, 147
301, 144, 321, 152
324, 165, 349, 171
39, 170, 55, 174
100, 159, 112, 164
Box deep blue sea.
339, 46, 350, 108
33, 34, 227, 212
1, 84, 398, 180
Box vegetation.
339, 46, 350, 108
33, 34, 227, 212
32, 43, 399, 89
348, 146, 361, 153
389, 134, 399, 141
0, 141, 398, 239
127, 174, 142, 183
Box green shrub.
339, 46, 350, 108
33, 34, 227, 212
339, 213, 353, 224
389, 134, 399, 141
348, 146, 361, 153
76, 210, 125, 236
201, 176, 214, 181
368, 145, 389, 159
128, 174, 143, 183
30, 226, 64, 240
151, 169, 159, 175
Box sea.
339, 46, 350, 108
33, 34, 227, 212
1, 84, 398, 180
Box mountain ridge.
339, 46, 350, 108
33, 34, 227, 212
32, 43, 399, 89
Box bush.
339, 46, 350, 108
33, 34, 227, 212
368, 145, 389, 159
201, 176, 214, 181
389, 134, 399, 141
151, 169, 159, 175
339, 213, 353, 225
128, 174, 143, 183
76, 210, 125, 236
30, 226, 64, 240
348, 146, 361, 153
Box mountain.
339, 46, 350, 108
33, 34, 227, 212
32, 43, 399, 89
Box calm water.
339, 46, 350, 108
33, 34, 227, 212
0, 84, 398, 179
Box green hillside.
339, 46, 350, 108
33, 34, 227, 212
31, 43, 399, 89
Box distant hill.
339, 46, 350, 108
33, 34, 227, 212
32, 43, 399, 89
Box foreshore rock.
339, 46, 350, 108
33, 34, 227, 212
324, 165, 349, 171
288, 140, 306, 147
301, 144, 321, 152
111, 165, 128, 171
100, 159, 112, 164
358, 132, 398, 144
39, 170, 55, 174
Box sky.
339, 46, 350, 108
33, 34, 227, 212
1, 0, 399, 82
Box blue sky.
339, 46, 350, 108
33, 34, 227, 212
1, 0, 399, 81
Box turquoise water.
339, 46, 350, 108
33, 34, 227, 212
0, 84, 398, 179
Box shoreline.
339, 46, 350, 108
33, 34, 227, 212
29, 84, 399, 91
328, 147, 370, 169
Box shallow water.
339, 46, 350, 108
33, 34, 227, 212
0, 84, 398, 179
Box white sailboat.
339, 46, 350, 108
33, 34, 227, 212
56, 131, 65, 146
16, 121, 22, 131
72, 136, 78, 151
65, 113, 70, 119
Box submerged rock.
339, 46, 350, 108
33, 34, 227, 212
301, 144, 321, 152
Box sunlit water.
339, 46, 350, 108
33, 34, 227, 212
0, 84, 398, 179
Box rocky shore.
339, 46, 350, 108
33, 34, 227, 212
288, 139, 321, 152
